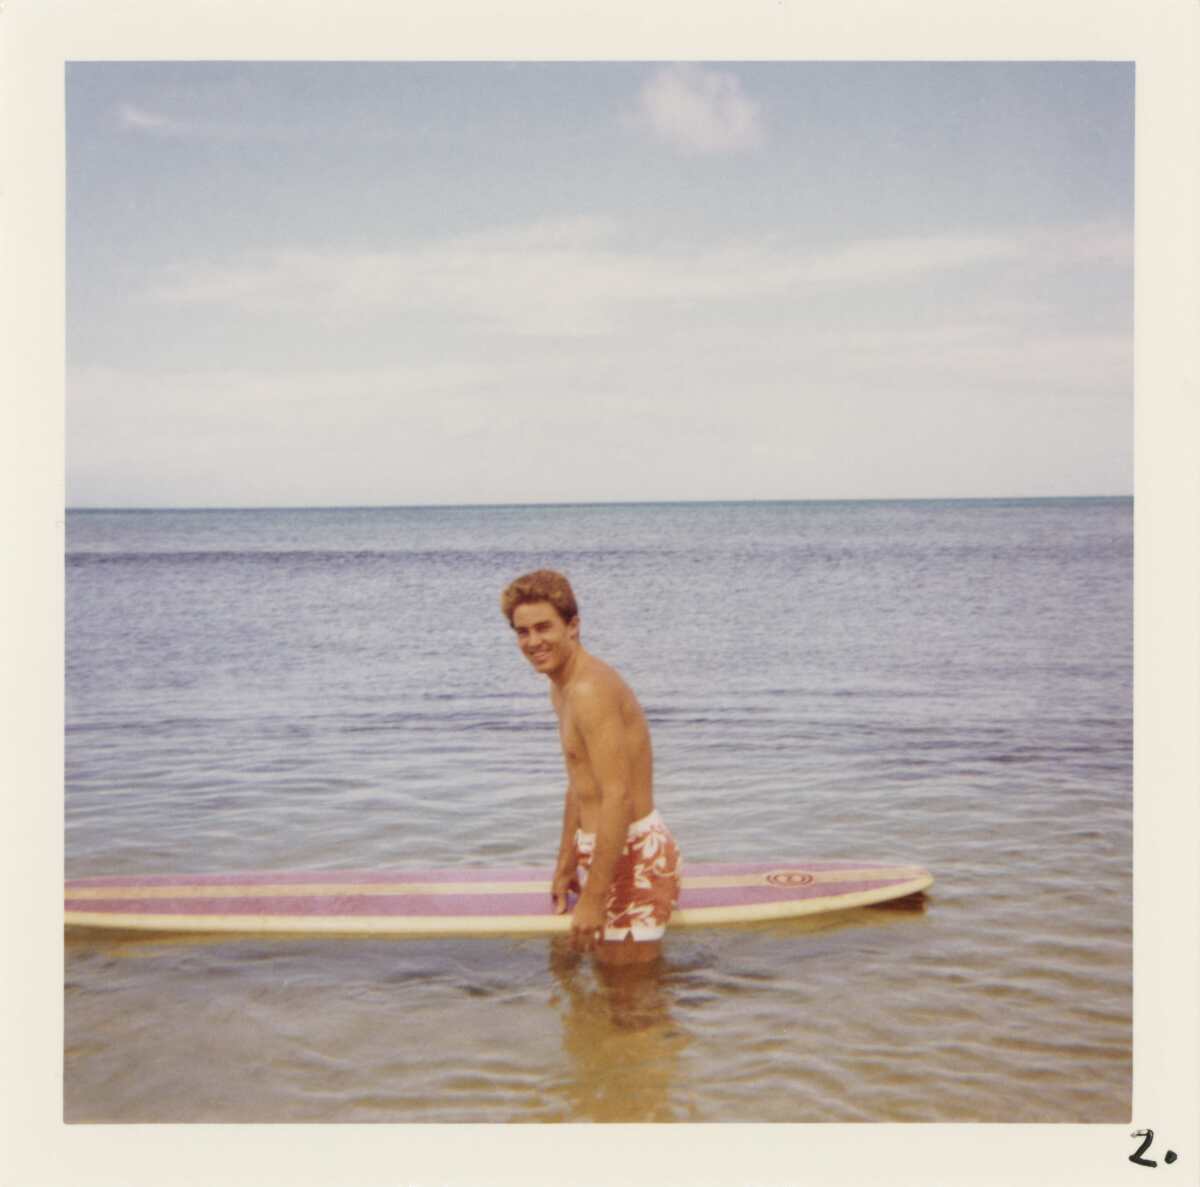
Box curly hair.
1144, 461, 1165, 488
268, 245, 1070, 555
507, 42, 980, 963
500, 569, 579, 626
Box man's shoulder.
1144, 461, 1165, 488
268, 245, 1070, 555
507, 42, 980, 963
563, 659, 622, 714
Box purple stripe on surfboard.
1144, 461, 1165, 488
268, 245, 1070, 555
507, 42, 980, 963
64, 868, 548, 889
65, 877, 920, 919
66, 892, 555, 917
64, 860, 911, 891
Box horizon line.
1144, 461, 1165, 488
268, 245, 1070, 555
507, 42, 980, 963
64, 493, 1134, 513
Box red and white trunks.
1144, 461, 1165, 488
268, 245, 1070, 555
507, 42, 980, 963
574, 809, 682, 942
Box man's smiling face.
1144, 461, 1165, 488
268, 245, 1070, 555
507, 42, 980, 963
511, 600, 579, 678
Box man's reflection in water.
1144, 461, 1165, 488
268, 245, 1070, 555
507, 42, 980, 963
547, 936, 691, 1122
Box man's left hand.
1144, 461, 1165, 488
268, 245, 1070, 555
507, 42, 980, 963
570, 894, 607, 953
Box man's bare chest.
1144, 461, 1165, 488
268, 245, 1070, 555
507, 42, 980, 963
556, 710, 587, 767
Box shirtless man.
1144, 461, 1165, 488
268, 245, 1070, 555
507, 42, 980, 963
501, 570, 681, 965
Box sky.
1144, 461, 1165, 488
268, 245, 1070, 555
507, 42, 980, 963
65, 61, 1134, 507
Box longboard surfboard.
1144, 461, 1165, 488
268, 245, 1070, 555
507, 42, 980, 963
64, 861, 932, 937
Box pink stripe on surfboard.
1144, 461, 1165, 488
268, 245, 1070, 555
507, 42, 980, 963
64, 860, 908, 891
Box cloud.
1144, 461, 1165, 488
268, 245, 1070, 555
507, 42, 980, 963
66, 312, 1132, 508
70, 209, 1132, 506
114, 101, 330, 144
116, 101, 243, 140
631, 64, 765, 156
140, 215, 1129, 347
1031, 222, 1133, 267
118, 103, 180, 132
143, 216, 630, 336
801, 234, 1019, 285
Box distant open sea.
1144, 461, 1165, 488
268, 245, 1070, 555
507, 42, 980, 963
64, 498, 1132, 1122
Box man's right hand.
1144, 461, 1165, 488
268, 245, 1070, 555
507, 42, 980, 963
551, 868, 581, 914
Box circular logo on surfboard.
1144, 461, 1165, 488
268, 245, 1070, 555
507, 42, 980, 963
765, 871, 815, 887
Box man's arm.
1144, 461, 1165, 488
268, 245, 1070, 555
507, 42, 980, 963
568, 683, 633, 948
551, 784, 581, 914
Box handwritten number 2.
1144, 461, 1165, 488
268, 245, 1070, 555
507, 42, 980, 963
1131, 1130, 1179, 1168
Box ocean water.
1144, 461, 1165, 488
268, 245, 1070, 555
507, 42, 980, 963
64, 498, 1132, 1122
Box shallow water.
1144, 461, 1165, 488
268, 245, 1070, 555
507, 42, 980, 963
64, 499, 1132, 1122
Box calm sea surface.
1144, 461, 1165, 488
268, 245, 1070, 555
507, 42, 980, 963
64, 499, 1132, 1122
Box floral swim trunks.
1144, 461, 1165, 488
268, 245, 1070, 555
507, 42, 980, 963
574, 809, 682, 942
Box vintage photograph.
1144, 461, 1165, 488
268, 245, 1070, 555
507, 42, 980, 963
61, 60, 1136, 1128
